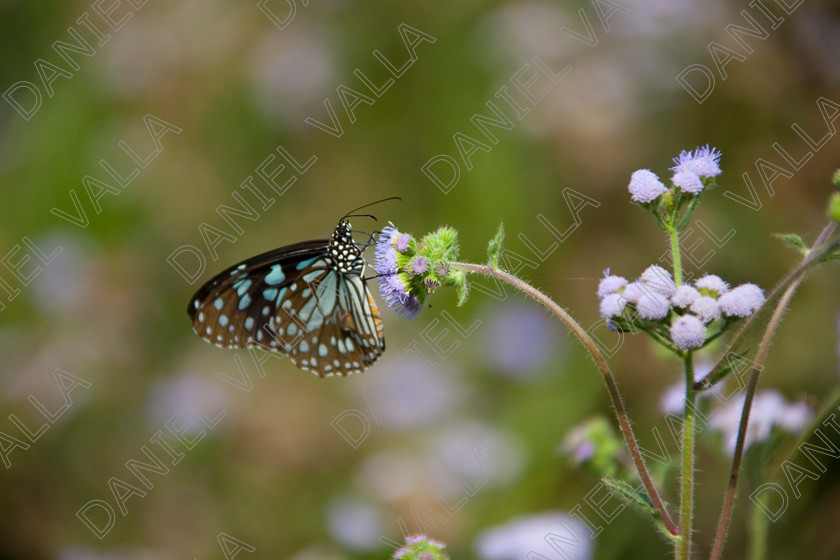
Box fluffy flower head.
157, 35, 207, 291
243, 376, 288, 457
670, 314, 706, 350
671, 145, 722, 179
719, 283, 764, 318
628, 169, 667, 203
598, 274, 627, 299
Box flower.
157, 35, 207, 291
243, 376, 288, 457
621, 281, 645, 304
375, 223, 400, 273
640, 265, 677, 297
671, 145, 722, 179
397, 233, 411, 252
597, 274, 627, 299
374, 224, 467, 318
628, 169, 667, 203
671, 285, 701, 308
690, 295, 720, 323
374, 225, 423, 319
670, 314, 706, 350
326, 497, 384, 551
718, 283, 765, 318
636, 291, 670, 320
672, 170, 704, 194
599, 293, 626, 319
412, 257, 428, 275
695, 274, 729, 296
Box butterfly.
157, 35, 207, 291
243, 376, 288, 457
187, 203, 393, 377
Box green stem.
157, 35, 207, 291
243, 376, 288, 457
670, 226, 683, 286
678, 354, 697, 560
450, 261, 679, 537
748, 492, 768, 560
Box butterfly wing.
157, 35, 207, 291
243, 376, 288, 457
187, 239, 384, 377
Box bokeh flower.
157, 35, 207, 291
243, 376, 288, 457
710, 390, 813, 455
660, 362, 720, 415
475, 512, 592, 560
482, 302, 560, 378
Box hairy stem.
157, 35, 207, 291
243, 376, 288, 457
451, 261, 679, 537
678, 354, 697, 560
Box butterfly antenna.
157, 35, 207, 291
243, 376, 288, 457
341, 196, 403, 221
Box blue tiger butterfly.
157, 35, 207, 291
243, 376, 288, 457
187, 201, 396, 377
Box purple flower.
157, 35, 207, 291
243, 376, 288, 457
628, 169, 667, 203
671, 285, 701, 308
671, 145, 722, 179
597, 274, 627, 299
719, 283, 764, 318
690, 295, 720, 323
670, 315, 706, 350
599, 293, 626, 319
397, 233, 410, 252
412, 257, 428, 275
375, 223, 400, 273
672, 170, 704, 195
695, 274, 729, 296
374, 225, 422, 319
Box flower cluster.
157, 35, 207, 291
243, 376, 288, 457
598, 266, 765, 352
629, 145, 721, 202
628, 146, 722, 232
392, 534, 449, 560
374, 224, 466, 319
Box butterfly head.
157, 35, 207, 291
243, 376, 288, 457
330, 220, 364, 274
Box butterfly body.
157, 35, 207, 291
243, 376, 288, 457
188, 220, 385, 377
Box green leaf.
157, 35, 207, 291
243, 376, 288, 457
602, 476, 659, 517
773, 232, 809, 254
818, 250, 840, 263
487, 221, 505, 270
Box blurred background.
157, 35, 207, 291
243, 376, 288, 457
1, 0, 839, 558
